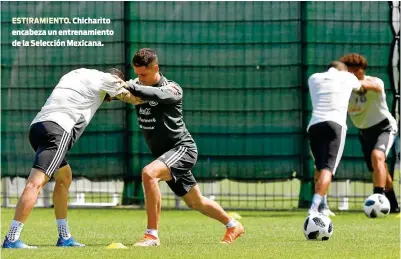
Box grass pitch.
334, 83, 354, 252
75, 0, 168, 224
1, 208, 399, 259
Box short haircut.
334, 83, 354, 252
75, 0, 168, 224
327, 61, 347, 71
132, 48, 158, 67
105, 68, 125, 80
340, 53, 368, 70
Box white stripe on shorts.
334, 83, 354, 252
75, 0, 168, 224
385, 129, 396, 157
165, 146, 187, 167
332, 126, 347, 175
46, 132, 70, 177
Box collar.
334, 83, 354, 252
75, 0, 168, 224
152, 73, 166, 87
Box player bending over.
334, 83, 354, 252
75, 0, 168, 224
125, 48, 244, 246
307, 61, 362, 216
340, 53, 399, 213
2, 68, 141, 249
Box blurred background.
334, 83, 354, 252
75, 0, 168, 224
1, 1, 400, 211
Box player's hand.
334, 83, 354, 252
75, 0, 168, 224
126, 78, 141, 88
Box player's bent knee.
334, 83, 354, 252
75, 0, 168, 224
142, 166, 157, 181
371, 150, 385, 166
25, 179, 44, 193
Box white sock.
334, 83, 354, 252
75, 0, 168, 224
145, 229, 158, 238
57, 219, 71, 240
226, 219, 237, 228
310, 194, 323, 212
6, 220, 24, 242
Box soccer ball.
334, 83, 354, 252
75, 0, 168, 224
303, 214, 333, 241
363, 194, 390, 218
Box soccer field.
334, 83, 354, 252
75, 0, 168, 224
1, 208, 399, 259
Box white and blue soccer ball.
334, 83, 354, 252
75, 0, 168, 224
303, 214, 333, 241
363, 194, 390, 218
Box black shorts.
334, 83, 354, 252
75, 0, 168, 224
358, 119, 397, 172
157, 146, 198, 197
308, 121, 346, 175
29, 121, 73, 178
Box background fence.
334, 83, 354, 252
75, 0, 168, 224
1, 1, 400, 210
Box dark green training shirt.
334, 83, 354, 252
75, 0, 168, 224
127, 74, 196, 157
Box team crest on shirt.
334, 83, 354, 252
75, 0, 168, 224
149, 101, 158, 106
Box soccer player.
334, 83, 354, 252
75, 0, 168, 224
307, 61, 363, 216
2, 68, 141, 248
125, 48, 244, 246
340, 53, 400, 213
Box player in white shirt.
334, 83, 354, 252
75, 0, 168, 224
307, 61, 362, 216
340, 53, 399, 213
2, 68, 142, 249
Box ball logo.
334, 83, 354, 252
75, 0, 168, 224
149, 101, 158, 106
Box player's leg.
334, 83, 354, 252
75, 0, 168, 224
384, 168, 400, 213
2, 168, 49, 248
134, 159, 172, 246
3, 122, 72, 249
181, 184, 244, 244
53, 163, 84, 247
370, 129, 395, 195
164, 147, 243, 244
310, 122, 346, 216
374, 130, 399, 212
308, 123, 327, 213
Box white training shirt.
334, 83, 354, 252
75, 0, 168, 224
348, 75, 397, 130
307, 68, 361, 130
31, 68, 128, 133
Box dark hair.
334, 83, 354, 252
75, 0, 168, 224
105, 68, 125, 80
340, 53, 368, 70
327, 61, 347, 71
132, 48, 158, 67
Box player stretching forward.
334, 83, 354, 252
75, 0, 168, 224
307, 61, 362, 215
126, 48, 244, 246
340, 53, 400, 213
2, 68, 140, 248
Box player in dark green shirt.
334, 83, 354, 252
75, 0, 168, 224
126, 48, 244, 246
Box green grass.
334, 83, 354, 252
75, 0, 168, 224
1, 208, 399, 259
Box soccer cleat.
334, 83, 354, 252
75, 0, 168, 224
56, 236, 85, 247
320, 208, 336, 217
2, 236, 37, 249
220, 221, 245, 244
134, 234, 160, 247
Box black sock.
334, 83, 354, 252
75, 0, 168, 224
373, 187, 385, 195
385, 188, 399, 209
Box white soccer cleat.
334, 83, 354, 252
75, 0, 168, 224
133, 234, 160, 247
320, 208, 336, 217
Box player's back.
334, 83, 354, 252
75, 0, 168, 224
308, 68, 360, 130
31, 68, 112, 134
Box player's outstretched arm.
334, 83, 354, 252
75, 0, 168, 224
114, 88, 144, 105
126, 79, 182, 104
359, 78, 383, 93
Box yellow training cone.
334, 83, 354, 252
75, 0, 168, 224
228, 212, 242, 220
106, 242, 127, 249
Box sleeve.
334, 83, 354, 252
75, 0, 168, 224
307, 74, 315, 87
372, 77, 385, 92
346, 73, 362, 91
126, 78, 182, 104
100, 73, 129, 97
